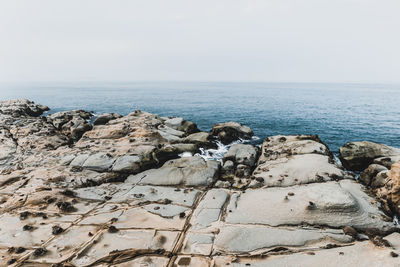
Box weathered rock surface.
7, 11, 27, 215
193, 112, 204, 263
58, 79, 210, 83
0, 99, 399, 266
340, 141, 400, 171
251, 135, 350, 188
93, 112, 122, 125
210, 121, 253, 145
377, 162, 400, 217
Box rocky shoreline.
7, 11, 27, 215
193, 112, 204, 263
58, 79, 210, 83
0, 99, 400, 266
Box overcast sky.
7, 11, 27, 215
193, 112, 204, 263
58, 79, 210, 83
0, 0, 399, 83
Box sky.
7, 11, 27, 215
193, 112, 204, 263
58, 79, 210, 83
0, 0, 400, 83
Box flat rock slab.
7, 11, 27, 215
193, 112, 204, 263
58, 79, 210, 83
252, 135, 348, 188
126, 156, 219, 186
214, 225, 352, 254
226, 180, 393, 231
212, 239, 400, 267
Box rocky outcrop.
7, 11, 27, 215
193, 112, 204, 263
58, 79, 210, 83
251, 135, 350, 188
339, 141, 400, 171
93, 112, 122, 125
210, 121, 253, 145
218, 144, 260, 188
0, 99, 399, 266
376, 162, 400, 216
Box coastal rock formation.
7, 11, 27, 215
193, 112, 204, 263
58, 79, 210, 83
210, 121, 253, 144
0, 99, 399, 266
376, 162, 400, 216
339, 141, 400, 171
251, 135, 350, 188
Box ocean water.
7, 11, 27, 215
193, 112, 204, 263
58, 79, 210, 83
1, 82, 399, 153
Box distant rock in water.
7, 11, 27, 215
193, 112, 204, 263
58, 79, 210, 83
0, 99, 400, 266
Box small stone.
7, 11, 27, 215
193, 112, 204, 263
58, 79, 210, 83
7, 258, 16, 265
52, 225, 64, 235
60, 189, 76, 197
33, 248, 48, 257
108, 225, 119, 233
343, 226, 358, 238
22, 225, 34, 231
179, 212, 186, 218
19, 211, 31, 220
288, 192, 295, 196
88, 232, 93, 237
56, 201, 77, 212
15, 247, 26, 254
391, 251, 399, 257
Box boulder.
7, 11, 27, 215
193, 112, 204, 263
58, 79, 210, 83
339, 141, 400, 171
373, 155, 400, 169
377, 162, 400, 216
112, 155, 142, 173
93, 113, 122, 125
0, 99, 49, 118
82, 153, 116, 172
164, 117, 199, 134
210, 122, 253, 145
359, 164, 388, 187
183, 132, 213, 147
223, 144, 258, 167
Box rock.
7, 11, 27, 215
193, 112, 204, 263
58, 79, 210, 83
210, 121, 253, 145
126, 156, 219, 186
225, 180, 394, 231
339, 141, 400, 171
93, 113, 122, 125
112, 155, 142, 173
164, 117, 199, 134
183, 132, 213, 147
222, 160, 235, 173
1, 99, 399, 266
252, 135, 348, 188
223, 144, 259, 167
373, 155, 400, 169
371, 170, 390, 189
377, 162, 400, 216
0, 99, 49, 118
48, 110, 93, 141
82, 153, 116, 172
359, 164, 388, 187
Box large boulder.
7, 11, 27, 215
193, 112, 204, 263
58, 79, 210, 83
377, 162, 400, 216
164, 117, 199, 134
339, 141, 400, 171
359, 164, 388, 187
210, 122, 253, 145
223, 144, 259, 167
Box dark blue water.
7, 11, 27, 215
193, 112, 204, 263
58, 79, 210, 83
1, 82, 399, 152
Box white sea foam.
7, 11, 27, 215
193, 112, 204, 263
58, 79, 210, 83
193, 136, 261, 162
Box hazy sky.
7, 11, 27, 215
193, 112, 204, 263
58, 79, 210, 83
1, 0, 399, 83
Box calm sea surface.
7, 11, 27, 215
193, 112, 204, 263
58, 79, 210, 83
1, 82, 399, 153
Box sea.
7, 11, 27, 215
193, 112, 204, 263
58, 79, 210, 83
1, 81, 399, 154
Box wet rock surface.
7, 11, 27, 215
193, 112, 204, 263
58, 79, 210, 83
0, 99, 399, 266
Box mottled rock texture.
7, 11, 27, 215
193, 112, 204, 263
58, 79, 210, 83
0, 99, 399, 266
